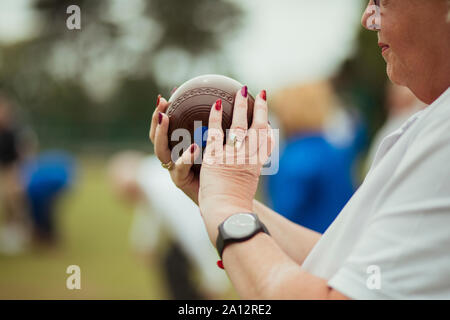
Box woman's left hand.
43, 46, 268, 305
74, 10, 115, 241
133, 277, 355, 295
198, 87, 274, 242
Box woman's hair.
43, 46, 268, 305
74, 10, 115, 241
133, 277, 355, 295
271, 80, 338, 136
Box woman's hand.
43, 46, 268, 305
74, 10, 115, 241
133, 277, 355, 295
149, 95, 201, 204
199, 87, 274, 241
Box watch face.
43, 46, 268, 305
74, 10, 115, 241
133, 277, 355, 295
223, 213, 258, 238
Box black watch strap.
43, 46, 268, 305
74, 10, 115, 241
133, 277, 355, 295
216, 213, 270, 259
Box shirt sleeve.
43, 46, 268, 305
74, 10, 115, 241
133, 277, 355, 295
328, 114, 450, 299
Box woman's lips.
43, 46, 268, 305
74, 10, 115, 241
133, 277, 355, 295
378, 43, 390, 55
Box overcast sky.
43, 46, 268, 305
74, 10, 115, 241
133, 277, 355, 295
224, 0, 364, 91
0, 0, 39, 44
152, 0, 365, 93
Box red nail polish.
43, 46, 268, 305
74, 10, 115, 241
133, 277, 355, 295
190, 144, 197, 153
158, 112, 162, 124
217, 260, 224, 269
215, 99, 222, 111
156, 94, 161, 107
261, 90, 267, 101
241, 85, 248, 98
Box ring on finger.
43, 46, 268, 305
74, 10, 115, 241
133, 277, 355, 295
227, 133, 238, 147
161, 160, 175, 171
227, 128, 246, 149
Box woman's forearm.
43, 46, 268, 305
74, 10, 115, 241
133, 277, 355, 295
252, 199, 321, 265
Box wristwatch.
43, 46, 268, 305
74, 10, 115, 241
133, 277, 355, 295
216, 213, 270, 259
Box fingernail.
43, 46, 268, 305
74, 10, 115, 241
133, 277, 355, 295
217, 260, 224, 269
215, 99, 222, 111
156, 94, 161, 107
241, 85, 248, 98
158, 112, 162, 124
190, 144, 197, 153
261, 90, 267, 101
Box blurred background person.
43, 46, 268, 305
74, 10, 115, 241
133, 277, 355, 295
21, 150, 76, 247
108, 151, 230, 300
266, 81, 366, 233
365, 83, 427, 173
0, 94, 31, 255
0, 92, 76, 252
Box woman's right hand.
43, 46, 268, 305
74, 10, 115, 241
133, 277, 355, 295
149, 95, 201, 204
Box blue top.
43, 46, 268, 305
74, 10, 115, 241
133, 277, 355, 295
19, 151, 76, 232
266, 132, 360, 234
21, 151, 75, 203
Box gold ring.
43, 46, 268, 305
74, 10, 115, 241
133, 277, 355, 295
161, 160, 175, 171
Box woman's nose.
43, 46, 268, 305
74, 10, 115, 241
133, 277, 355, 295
361, 1, 379, 31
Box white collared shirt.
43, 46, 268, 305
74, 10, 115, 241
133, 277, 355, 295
302, 87, 450, 299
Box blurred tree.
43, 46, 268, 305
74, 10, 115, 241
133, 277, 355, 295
0, 0, 242, 151
333, 23, 389, 141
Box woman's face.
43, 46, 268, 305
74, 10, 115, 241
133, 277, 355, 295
361, 0, 450, 103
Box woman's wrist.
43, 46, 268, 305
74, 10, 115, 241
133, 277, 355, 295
200, 193, 253, 215
201, 202, 254, 244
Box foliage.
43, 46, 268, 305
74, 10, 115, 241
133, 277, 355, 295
0, 0, 242, 151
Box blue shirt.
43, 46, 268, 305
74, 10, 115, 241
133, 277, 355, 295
21, 151, 75, 208
267, 133, 358, 233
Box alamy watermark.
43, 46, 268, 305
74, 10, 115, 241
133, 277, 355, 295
66, 5, 81, 30
170, 122, 279, 175
366, 265, 381, 290
66, 265, 81, 290
365, 4, 381, 30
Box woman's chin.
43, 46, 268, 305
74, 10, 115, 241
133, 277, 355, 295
386, 64, 407, 87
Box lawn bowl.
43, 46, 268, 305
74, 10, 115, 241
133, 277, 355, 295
166, 74, 255, 174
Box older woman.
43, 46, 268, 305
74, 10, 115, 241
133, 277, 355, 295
150, 0, 450, 299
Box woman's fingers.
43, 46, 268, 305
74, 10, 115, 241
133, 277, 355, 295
204, 99, 224, 164
149, 95, 169, 143
154, 111, 172, 164
231, 86, 248, 130
173, 143, 200, 187
247, 90, 273, 165
266, 123, 275, 158
257, 123, 275, 165
250, 90, 268, 130
228, 86, 249, 148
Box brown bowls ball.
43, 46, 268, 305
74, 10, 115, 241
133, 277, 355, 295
166, 74, 254, 174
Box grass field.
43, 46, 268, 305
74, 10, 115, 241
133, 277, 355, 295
0, 156, 169, 299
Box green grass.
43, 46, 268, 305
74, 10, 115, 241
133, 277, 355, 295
0, 156, 167, 299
